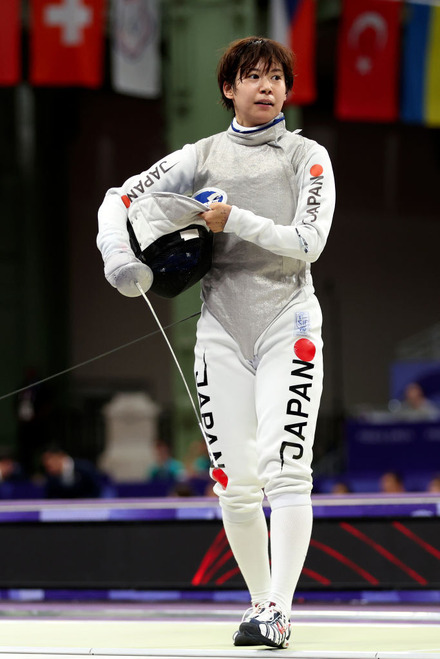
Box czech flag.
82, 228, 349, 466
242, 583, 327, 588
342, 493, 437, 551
401, 3, 440, 127
269, 0, 317, 105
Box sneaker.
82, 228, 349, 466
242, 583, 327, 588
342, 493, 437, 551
235, 601, 291, 648
233, 604, 264, 646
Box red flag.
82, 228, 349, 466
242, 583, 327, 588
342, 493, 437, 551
335, 0, 402, 122
270, 0, 316, 106
0, 0, 21, 85
30, 0, 105, 87
288, 0, 316, 105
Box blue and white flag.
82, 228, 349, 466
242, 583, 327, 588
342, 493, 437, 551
111, 0, 161, 98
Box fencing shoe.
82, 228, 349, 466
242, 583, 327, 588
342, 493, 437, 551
234, 601, 291, 648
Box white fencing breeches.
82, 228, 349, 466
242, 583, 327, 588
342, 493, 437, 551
194, 294, 324, 521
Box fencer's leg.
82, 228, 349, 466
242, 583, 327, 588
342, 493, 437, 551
269, 503, 313, 614
195, 308, 270, 604
254, 296, 324, 614
222, 509, 270, 605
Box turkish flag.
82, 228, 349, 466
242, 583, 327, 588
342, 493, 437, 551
30, 0, 105, 87
335, 0, 402, 122
0, 0, 21, 85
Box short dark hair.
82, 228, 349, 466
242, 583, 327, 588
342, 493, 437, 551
217, 36, 295, 111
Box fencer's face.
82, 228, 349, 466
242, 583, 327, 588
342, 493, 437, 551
223, 59, 287, 127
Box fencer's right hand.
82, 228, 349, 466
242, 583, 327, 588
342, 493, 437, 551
104, 252, 154, 298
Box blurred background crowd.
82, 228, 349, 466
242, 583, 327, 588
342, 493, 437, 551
0, 0, 439, 501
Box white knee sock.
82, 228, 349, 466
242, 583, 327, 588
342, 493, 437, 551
269, 504, 313, 615
222, 508, 271, 605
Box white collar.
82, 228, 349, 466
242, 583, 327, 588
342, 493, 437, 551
231, 113, 285, 134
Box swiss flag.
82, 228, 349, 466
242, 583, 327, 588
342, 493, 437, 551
335, 0, 402, 122
30, 0, 105, 87
0, 0, 21, 85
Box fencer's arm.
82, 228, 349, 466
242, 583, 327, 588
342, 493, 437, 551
96, 145, 197, 295
220, 143, 335, 263
97, 144, 197, 262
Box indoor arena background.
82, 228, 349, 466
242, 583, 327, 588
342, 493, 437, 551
0, 0, 439, 657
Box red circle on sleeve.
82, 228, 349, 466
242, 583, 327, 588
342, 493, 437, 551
294, 338, 316, 362
310, 164, 323, 177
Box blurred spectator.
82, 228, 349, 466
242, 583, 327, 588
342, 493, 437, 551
391, 382, 440, 421
41, 445, 108, 499
146, 439, 186, 486
15, 369, 56, 478
0, 449, 26, 498
427, 475, 440, 493
379, 471, 405, 494
0, 450, 22, 483
184, 439, 211, 478
331, 481, 351, 494
169, 482, 195, 497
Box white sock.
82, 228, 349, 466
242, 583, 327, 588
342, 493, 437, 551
222, 508, 271, 605
269, 504, 313, 615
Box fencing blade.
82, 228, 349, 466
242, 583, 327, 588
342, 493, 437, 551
135, 282, 207, 444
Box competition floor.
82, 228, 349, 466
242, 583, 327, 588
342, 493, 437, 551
0, 600, 439, 659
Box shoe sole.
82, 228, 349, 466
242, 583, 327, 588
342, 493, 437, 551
238, 622, 289, 649
233, 631, 265, 646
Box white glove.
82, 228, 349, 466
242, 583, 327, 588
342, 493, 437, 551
104, 252, 154, 298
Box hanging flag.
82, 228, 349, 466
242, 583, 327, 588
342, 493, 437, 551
0, 0, 21, 85
269, 0, 316, 106
30, 0, 105, 87
401, 3, 440, 127
111, 0, 161, 98
335, 0, 402, 122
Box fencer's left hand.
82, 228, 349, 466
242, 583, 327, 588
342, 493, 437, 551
200, 202, 231, 233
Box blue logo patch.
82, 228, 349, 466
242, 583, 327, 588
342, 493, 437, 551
193, 187, 227, 205
295, 311, 310, 335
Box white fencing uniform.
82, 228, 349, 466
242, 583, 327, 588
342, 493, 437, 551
97, 113, 335, 518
